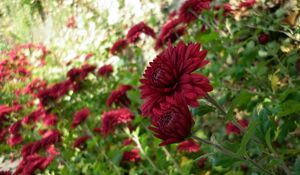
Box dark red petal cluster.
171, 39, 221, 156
43, 114, 58, 126
7, 120, 23, 146
22, 78, 47, 96
140, 42, 212, 116
110, 39, 128, 55
177, 139, 200, 153
148, 95, 194, 146
21, 130, 61, 157
226, 119, 249, 135
73, 135, 91, 149
0, 171, 11, 175
258, 33, 269, 45
179, 0, 211, 23
98, 64, 113, 77
99, 108, 134, 136
197, 157, 208, 168
106, 85, 133, 107
126, 22, 156, 43
122, 148, 141, 163
71, 108, 90, 129
67, 64, 96, 82
155, 18, 186, 49
239, 0, 256, 8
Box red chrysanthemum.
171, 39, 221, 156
226, 119, 248, 135
148, 95, 194, 146
140, 42, 213, 116
43, 114, 58, 126
179, 0, 211, 23
177, 139, 200, 153
197, 157, 208, 168
98, 64, 113, 77
110, 39, 128, 55
7, 134, 23, 146
258, 33, 269, 45
67, 64, 96, 82
106, 85, 133, 107
71, 108, 90, 129
99, 108, 134, 136
122, 148, 141, 163
155, 18, 186, 49
126, 22, 156, 43
73, 135, 91, 149
239, 0, 256, 8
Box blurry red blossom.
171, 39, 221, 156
66, 16, 77, 28
67, 64, 96, 82
155, 18, 186, 49
126, 22, 156, 43
179, 0, 211, 23
7, 134, 23, 146
177, 139, 200, 153
106, 85, 133, 107
123, 138, 134, 146
258, 33, 269, 45
226, 119, 248, 134
0, 171, 11, 175
197, 157, 208, 168
239, 0, 256, 8
73, 135, 91, 148
140, 42, 212, 116
71, 108, 90, 129
43, 114, 58, 126
85, 52, 94, 61
98, 64, 113, 77
122, 148, 141, 163
110, 39, 128, 55
99, 108, 134, 136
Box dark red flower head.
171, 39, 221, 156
122, 148, 141, 163
155, 18, 186, 49
239, 0, 256, 8
106, 85, 133, 107
126, 22, 156, 43
100, 108, 134, 136
110, 39, 128, 55
71, 108, 90, 129
148, 95, 194, 146
177, 139, 200, 153
73, 135, 91, 149
179, 0, 211, 23
226, 119, 248, 135
140, 42, 213, 116
98, 64, 113, 77
0, 171, 11, 175
258, 33, 269, 45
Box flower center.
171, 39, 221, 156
158, 110, 176, 129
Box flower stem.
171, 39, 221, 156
162, 147, 184, 175
192, 135, 273, 175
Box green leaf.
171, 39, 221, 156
238, 120, 260, 155
292, 157, 300, 175
227, 90, 254, 120
265, 128, 276, 154
192, 105, 215, 116
278, 100, 300, 117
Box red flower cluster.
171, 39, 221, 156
73, 135, 91, 149
258, 33, 269, 45
126, 22, 156, 43
7, 120, 23, 146
177, 139, 200, 153
67, 64, 96, 82
71, 108, 90, 129
239, 0, 256, 8
226, 119, 249, 134
110, 22, 155, 55
106, 85, 133, 107
179, 0, 211, 23
110, 39, 129, 55
98, 64, 113, 77
122, 148, 141, 163
98, 108, 134, 136
140, 42, 212, 116
155, 18, 186, 49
